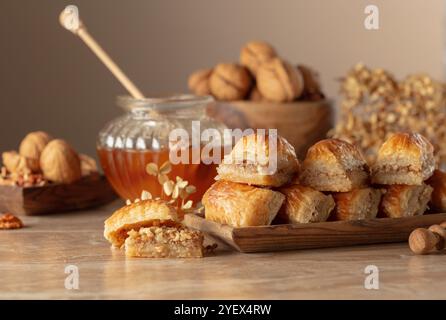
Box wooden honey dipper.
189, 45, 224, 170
59, 5, 145, 99
408, 221, 446, 255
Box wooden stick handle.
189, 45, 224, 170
76, 27, 145, 99
59, 7, 144, 99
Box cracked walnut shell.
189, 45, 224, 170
80, 154, 98, 176
2, 151, 33, 174
40, 139, 81, 184
249, 86, 265, 101
19, 131, 52, 172
298, 64, 324, 100
257, 58, 304, 102
209, 63, 253, 101
240, 41, 277, 75
188, 68, 212, 96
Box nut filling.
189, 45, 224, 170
125, 226, 204, 258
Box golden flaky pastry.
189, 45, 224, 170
332, 188, 383, 221
202, 180, 285, 227
104, 199, 179, 247
277, 185, 335, 224
381, 184, 433, 218
299, 139, 369, 192
372, 132, 435, 185
426, 169, 446, 212
217, 133, 299, 187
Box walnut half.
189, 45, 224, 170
0, 213, 23, 230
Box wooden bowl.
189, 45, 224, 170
0, 174, 117, 216
207, 99, 334, 158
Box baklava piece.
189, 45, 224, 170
217, 133, 299, 187
372, 132, 435, 185
426, 169, 446, 212
104, 199, 207, 258
104, 199, 179, 248
277, 185, 335, 224
203, 180, 285, 227
299, 139, 369, 192
125, 226, 204, 258
381, 184, 433, 218
332, 188, 383, 221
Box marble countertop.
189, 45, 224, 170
0, 200, 445, 300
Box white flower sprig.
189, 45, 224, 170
145, 161, 198, 213
145, 161, 172, 184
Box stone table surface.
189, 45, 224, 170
0, 200, 445, 300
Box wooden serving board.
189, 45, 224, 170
184, 213, 446, 253
0, 174, 117, 216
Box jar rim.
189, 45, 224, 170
117, 94, 214, 112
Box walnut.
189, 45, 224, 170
40, 139, 81, 184
80, 153, 98, 176
2, 151, 32, 174
249, 86, 265, 102
240, 41, 277, 75
0, 213, 23, 229
297, 65, 325, 101
209, 63, 253, 101
188, 68, 212, 96
19, 131, 52, 172
257, 58, 304, 102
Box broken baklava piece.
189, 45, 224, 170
104, 199, 180, 248
104, 198, 205, 258
125, 226, 204, 258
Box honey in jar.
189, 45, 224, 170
97, 95, 228, 202
97, 147, 220, 202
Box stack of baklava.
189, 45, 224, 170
203, 134, 298, 227
203, 132, 446, 228
371, 133, 435, 218
299, 138, 382, 221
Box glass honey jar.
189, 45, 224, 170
97, 95, 228, 202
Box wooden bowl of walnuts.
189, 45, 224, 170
0, 131, 116, 215
188, 41, 334, 158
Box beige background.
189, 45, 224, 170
0, 0, 444, 157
